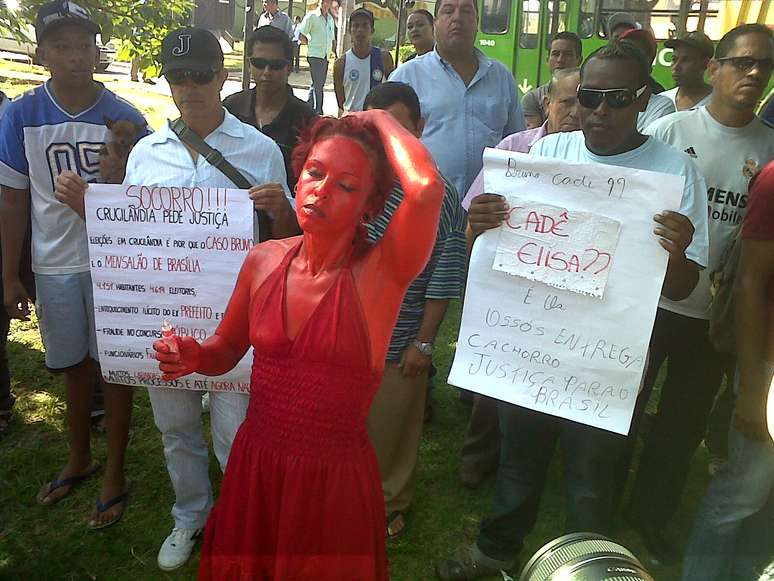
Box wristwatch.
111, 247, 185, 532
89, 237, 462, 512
412, 339, 434, 357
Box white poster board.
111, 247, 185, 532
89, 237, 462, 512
85, 184, 254, 392
448, 149, 685, 434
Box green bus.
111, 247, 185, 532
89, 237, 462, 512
474, 0, 773, 101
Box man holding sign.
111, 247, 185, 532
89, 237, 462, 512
56, 27, 293, 571
435, 40, 708, 580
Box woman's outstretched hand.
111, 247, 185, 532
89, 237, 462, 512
153, 335, 203, 381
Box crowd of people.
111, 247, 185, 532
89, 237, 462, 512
1, 0, 773, 579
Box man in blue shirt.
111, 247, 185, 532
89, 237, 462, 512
390, 0, 525, 199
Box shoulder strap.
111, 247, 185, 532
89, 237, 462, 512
169, 118, 271, 241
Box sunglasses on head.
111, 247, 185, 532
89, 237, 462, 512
249, 57, 289, 70
715, 56, 773, 73
164, 69, 218, 86
576, 84, 648, 110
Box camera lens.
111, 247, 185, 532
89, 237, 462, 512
520, 533, 655, 581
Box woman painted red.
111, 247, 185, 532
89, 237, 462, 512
153, 109, 444, 580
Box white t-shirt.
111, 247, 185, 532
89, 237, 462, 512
661, 87, 712, 111
646, 107, 774, 319
637, 93, 676, 131
530, 131, 709, 272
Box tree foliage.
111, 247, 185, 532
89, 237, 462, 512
0, 0, 194, 76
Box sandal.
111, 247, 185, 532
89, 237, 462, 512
386, 511, 406, 539
37, 460, 102, 506
0, 409, 12, 438
88, 482, 132, 531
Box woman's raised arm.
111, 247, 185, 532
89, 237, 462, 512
358, 109, 444, 284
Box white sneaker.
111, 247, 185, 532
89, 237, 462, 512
157, 527, 202, 571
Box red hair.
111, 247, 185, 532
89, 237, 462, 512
292, 116, 394, 221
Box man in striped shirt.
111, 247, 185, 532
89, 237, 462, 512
364, 82, 466, 538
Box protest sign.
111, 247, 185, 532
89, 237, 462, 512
85, 184, 254, 392
448, 149, 684, 434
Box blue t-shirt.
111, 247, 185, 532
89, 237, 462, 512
0, 82, 148, 274
530, 131, 709, 271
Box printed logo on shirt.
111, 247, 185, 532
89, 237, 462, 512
348, 69, 360, 81
684, 146, 697, 158
372, 69, 383, 82
707, 187, 747, 226
742, 158, 759, 179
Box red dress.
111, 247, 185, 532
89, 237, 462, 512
199, 241, 388, 581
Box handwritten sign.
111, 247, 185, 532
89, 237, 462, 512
449, 150, 685, 434
494, 200, 621, 298
85, 184, 254, 392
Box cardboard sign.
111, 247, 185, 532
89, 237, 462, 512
85, 184, 254, 392
449, 149, 685, 434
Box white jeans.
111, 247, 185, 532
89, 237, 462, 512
148, 388, 249, 529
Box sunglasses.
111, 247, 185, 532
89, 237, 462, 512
715, 56, 773, 73
164, 69, 218, 86
249, 57, 289, 70
576, 84, 648, 110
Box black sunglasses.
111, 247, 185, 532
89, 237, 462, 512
576, 84, 648, 110
249, 57, 289, 70
715, 56, 773, 73
164, 69, 218, 86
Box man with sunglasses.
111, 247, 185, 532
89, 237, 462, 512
435, 40, 708, 581
56, 26, 292, 571
625, 23, 774, 566
224, 25, 317, 193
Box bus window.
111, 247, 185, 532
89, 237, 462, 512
578, 0, 597, 38
598, 0, 681, 40
481, 0, 513, 34
520, 0, 541, 47
598, 0, 772, 40
546, 0, 569, 36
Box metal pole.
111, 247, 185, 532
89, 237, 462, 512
394, 0, 404, 66
243, 0, 255, 90
287, 0, 293, 22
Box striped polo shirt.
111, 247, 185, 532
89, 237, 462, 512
367, 175, 466, 362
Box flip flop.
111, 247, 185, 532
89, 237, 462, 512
386, 511, 406, 539
37, 460, 102, 506
88, 481, 132, 531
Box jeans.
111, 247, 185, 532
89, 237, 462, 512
682, 426, 774, 581
148, 387, 248, 529
292, 41, 300, 71
306, 56, 328, 114
476, 401, 627, 563
0, 228, 34, 412
627, 308, 735, 526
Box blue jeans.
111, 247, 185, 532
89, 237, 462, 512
306, 56, 328, 114
682, 424, 774, 580
475, 401, 627, 564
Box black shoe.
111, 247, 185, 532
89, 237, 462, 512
631, 520, 681, 566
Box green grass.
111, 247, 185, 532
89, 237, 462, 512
0, 58, 713, 581
0, 300, 712, 581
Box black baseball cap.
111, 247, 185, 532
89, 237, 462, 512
160, 27, 224, 75
665, 31, 714, 60
350, 8, 375, 26
35, 1, 101, 43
